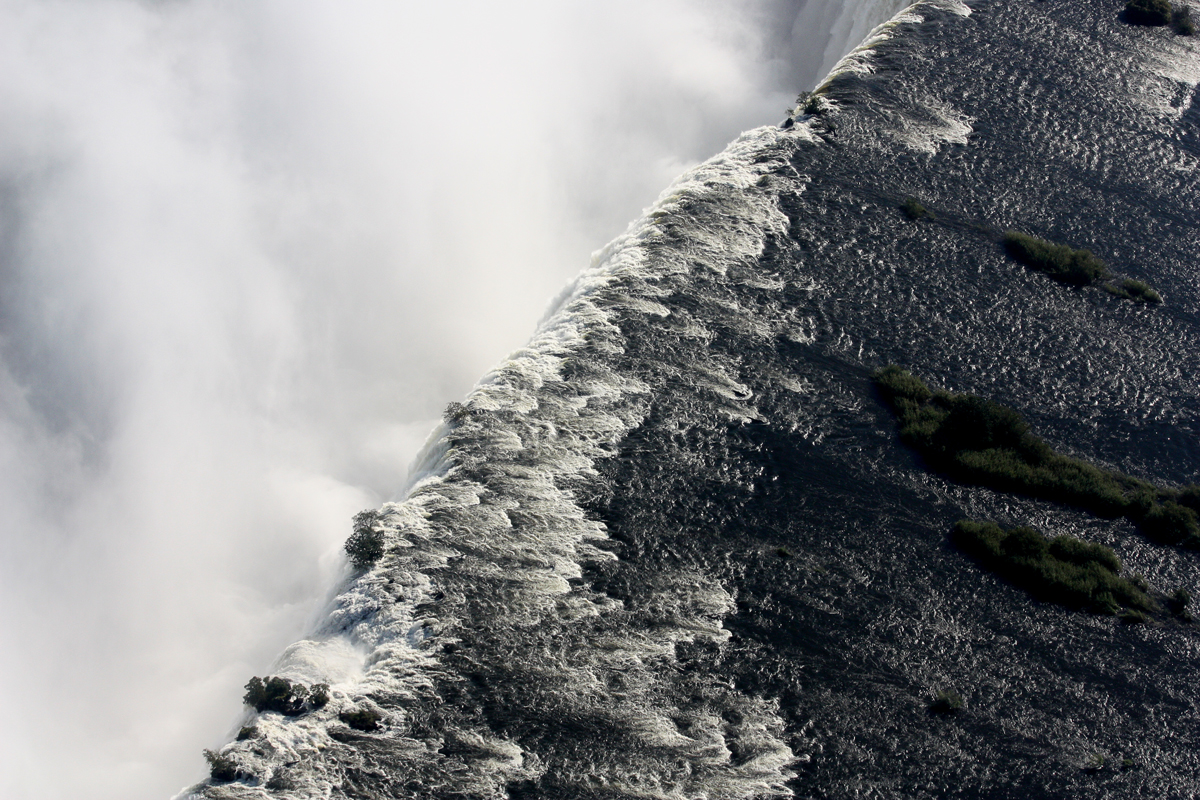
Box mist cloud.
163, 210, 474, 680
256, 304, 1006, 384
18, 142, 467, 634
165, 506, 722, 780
0, 1, 898, 797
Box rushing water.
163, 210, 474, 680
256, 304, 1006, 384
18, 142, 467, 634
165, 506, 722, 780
188, 0, 1200, 797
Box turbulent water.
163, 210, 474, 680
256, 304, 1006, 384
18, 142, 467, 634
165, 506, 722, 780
186, 0, 1200, 797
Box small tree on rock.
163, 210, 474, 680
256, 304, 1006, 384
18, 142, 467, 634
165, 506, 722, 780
345, 510, 385, 569
309, 683, 331, 708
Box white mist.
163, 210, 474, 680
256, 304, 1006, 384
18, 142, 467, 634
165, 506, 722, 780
0, 1, 905, 797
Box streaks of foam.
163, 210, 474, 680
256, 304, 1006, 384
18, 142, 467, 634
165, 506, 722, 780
789, 0, 915, 90
882, 93, 974, 154
807, 1, 976, 154
1134, 27, 1200, 120
818, 4, 927, 82
184, 126, 802, 800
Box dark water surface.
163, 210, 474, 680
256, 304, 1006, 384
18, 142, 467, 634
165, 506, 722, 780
193, 0, 1200, 797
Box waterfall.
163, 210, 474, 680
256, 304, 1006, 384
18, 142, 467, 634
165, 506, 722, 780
0, 2, 903, 798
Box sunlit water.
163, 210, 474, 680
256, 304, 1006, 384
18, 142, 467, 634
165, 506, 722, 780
187, 0, 1200, 797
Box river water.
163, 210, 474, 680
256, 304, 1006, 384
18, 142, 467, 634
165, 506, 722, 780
190, 0, 1200, 797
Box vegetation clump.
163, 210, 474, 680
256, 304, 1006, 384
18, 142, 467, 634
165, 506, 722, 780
872, 367, 1200, 547
794, 91, 828, 116
928, 690, 964, 715
1174, 4, 1196, 34
339, 708, 383, 731
309, 682, 331, 708
1123, 0, 1194, 33
1139, 500, 1198, 544
1178, 484, 1200, 511
1003, 230, 1110, 286
345, 509, 386, 569
266, 771, 296, 791
243, 676, 329, 716
443, 401, 470, 424
1120, 608, 1148, 624
1126, 0, 1172, 24
1105, 278, 1162, 303
203, 749, 239, 782
1168, 587, 1193, 619
952, 520, 1153, 614
901, 197, 931, 220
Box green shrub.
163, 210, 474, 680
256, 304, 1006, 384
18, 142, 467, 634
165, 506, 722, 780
1139, 501, 1200, 545
1126, 0, 1172, 24
1174, 4, 1196, 33
339, 708, 382, 731
1003, 230, 1110, 286
901, 197, 930, 220
235, 725, 258, 741
1049, 535, 1123, 573
443, 401, 470, 424
1175, 484, 1200, 512
309, 683, 331, 708
873, 365, 933, 406
952, 520, 1152, 614
203, 749, 239, 782
795, 91, 827, 115
1001, 526, 1050, 560
873, 366, 1194, 546
952, 519, 1006, 561
929, 690, 964, 715
1105, 278, 1162, 303
1168, 587, 1192, 616
243, 675, 322, 716
930, 395, 1032, 456
873, 367, 1117, 509
345, 510, 385, 569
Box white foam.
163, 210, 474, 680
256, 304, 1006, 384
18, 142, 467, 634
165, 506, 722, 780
888, 95, 975, 153
184, 124, 802, 800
